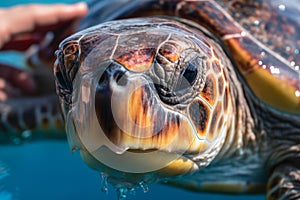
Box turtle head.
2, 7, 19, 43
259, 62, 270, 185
54, 18, 232, 190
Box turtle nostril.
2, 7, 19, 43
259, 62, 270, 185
114, 71, 128, 86
97, 62, 128, 89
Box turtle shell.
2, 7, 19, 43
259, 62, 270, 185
79, 0, 300, 115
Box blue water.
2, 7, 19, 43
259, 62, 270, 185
0, 0, 266, 199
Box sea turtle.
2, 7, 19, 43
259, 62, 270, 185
1, 0, 300, 199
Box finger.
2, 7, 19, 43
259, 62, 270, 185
0, 2, 88, 48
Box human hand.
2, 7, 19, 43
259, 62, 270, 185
0, 2, 88, 100
0, 2, 88, 50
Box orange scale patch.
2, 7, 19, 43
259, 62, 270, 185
188, 99, 211, 139
159, 43, 180, 62
128, 87, 152, 128
223, 86, 230, 113
208, 101, 223, 141
115, 48, 156, 72
217, 117, 224, 135
200, 74, 217, 106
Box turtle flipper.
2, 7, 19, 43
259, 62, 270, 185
267, 164, 300, 200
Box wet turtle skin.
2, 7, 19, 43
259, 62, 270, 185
1, 0, 300, 199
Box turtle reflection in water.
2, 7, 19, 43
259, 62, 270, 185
2, 0, 300, 200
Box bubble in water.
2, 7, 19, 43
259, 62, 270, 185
295, 49, 299, 54
100, 173, 109, 194
139, 181, 149, 193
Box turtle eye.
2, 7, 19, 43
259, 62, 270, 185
174, 59, 199, 93
62, 41, 80, 83
55, 41, 81, 92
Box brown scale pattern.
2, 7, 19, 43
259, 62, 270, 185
218, 76, 224, 96
77, 33, 118, 71
208, 101, 223, 141
114, 32, 167, 72
223, 86, 230, 113
159, 42, 181, 63
190, 46, 229, 142
219, 0, 300, 65
115, 48, 157, 72
200, 74, 217, 106
212, 61, 222, 74
177, 1, 242, 38
217, 116, 224, 134
189, 99, 211, 139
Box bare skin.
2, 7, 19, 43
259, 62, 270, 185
0, 3, 88, 101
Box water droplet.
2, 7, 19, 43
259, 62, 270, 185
291, 61, 296, 67
240, 31, 246, 37
285, 46, 291, 52
295, 66, 299, 71
262, 65, 267, 69
278, 4, 286, 11
71, 146, 79, 153
260, 51, 266, 57
295, 90, 300, 97
294, 49, 299, 54
258, 60, 263, 66
253, 20, 260, 26
270, 66, 280, 74
117, 188, 128, 200
100, 173, 109, 194
139, 181, 149, 193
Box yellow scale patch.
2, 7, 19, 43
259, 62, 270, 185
224, 38, 300, 115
